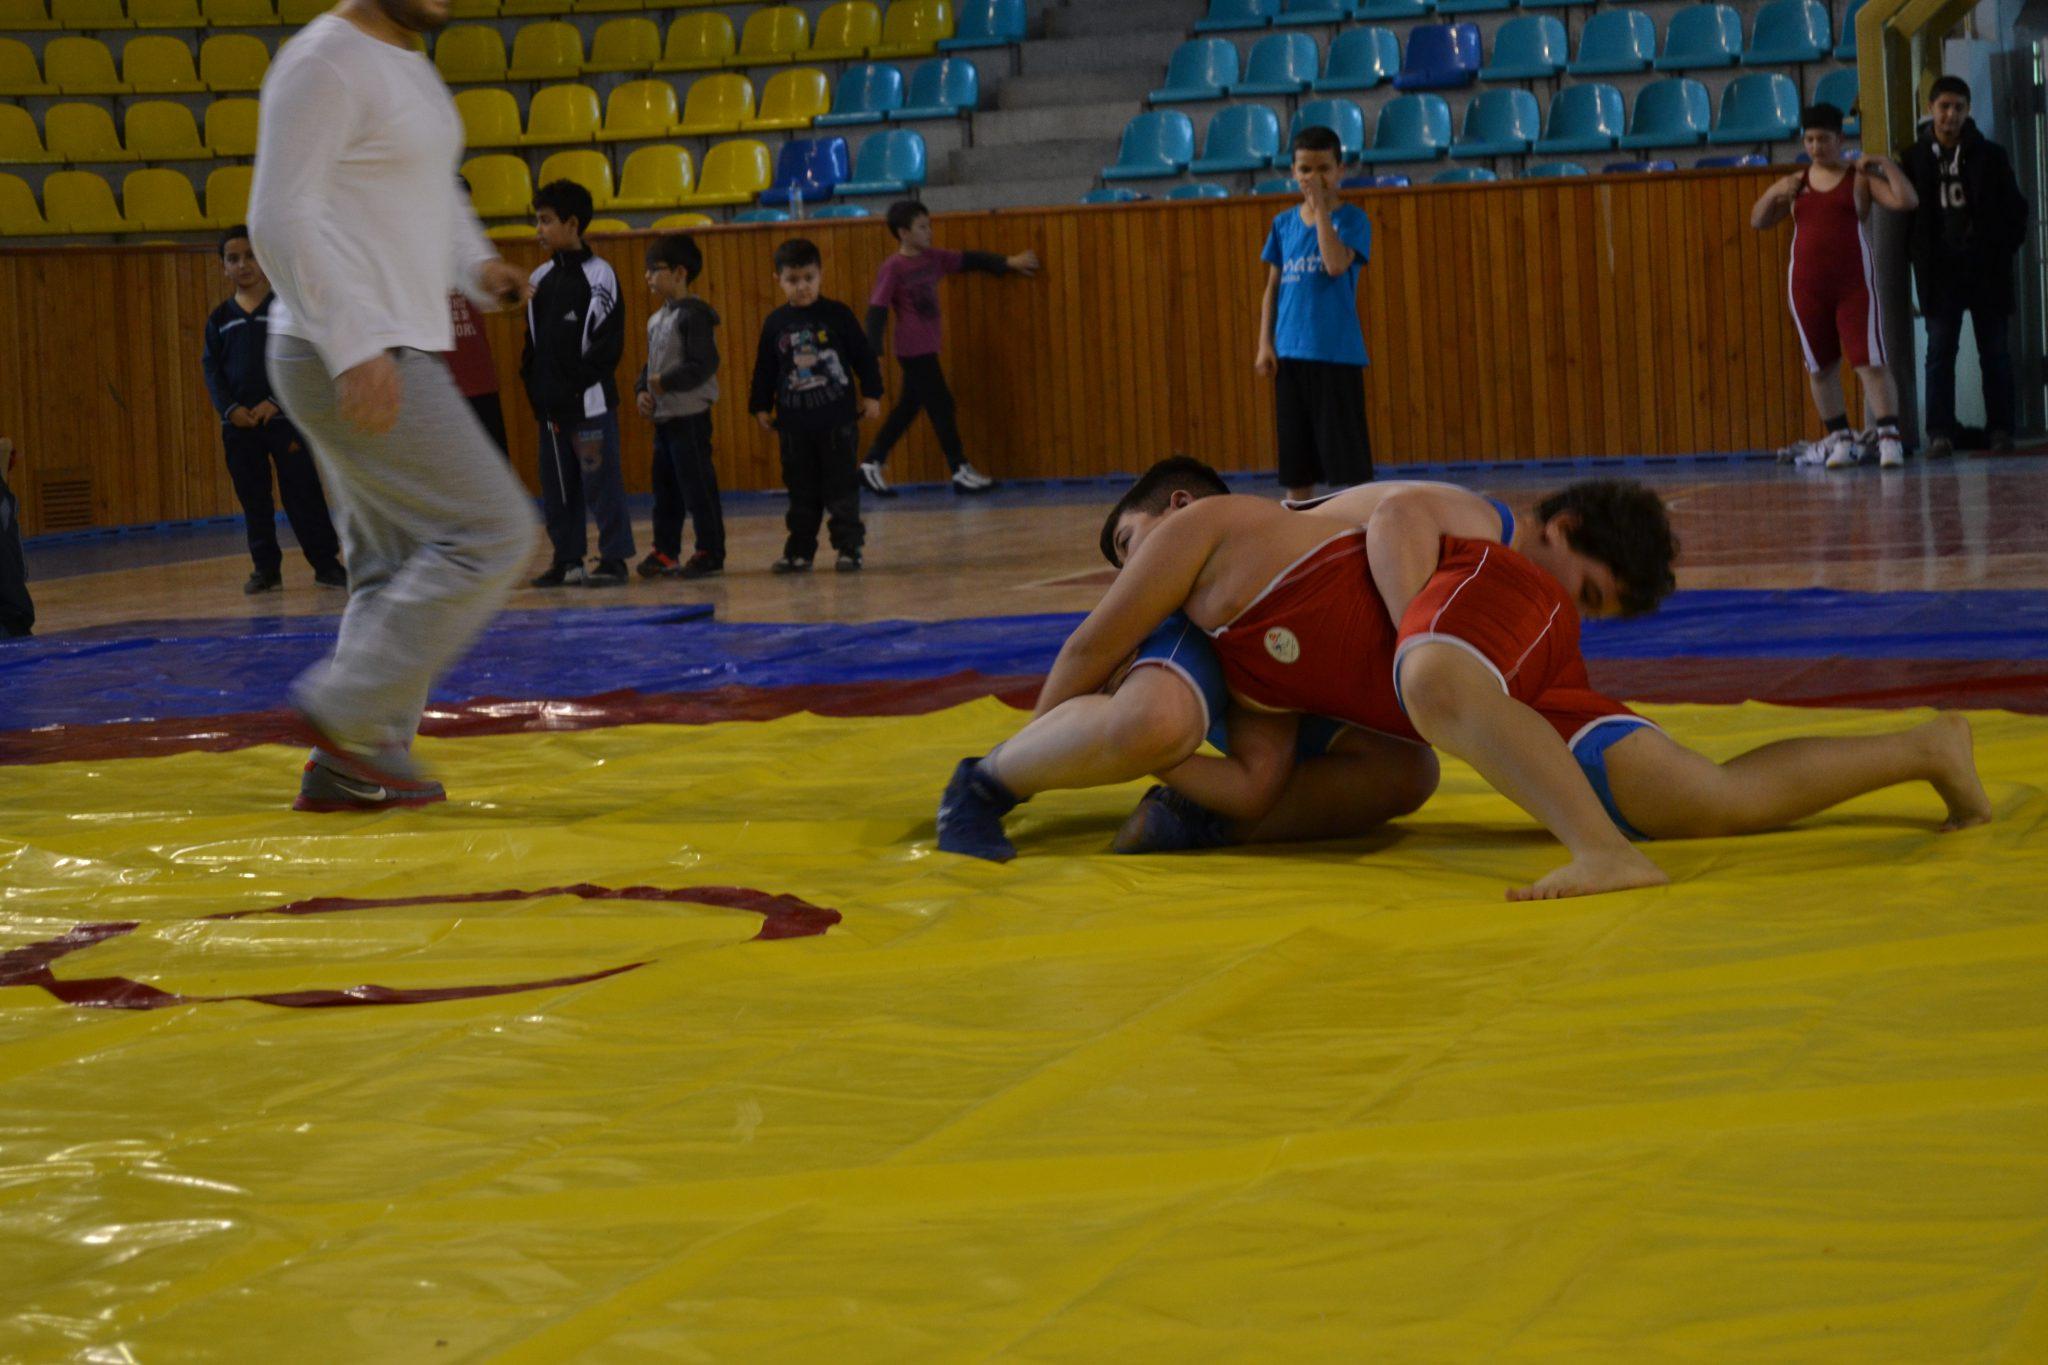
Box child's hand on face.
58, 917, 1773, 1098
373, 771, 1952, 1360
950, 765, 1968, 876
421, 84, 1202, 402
636, 391, 656, 418
859, 397, 881, 421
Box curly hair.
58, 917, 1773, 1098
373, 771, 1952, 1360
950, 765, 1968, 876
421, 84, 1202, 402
1534, 479, 1679, 615
1099, 456, 1230, 567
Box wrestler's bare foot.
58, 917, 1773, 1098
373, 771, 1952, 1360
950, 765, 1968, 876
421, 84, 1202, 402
1923, 714, 1992, 831
1507, 847, 1669, 902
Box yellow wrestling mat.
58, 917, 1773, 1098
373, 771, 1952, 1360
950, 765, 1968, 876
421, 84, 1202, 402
3, 700, 2046, 1359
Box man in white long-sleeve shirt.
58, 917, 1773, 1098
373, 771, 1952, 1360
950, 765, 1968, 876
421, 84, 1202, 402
250, 0, 538, 811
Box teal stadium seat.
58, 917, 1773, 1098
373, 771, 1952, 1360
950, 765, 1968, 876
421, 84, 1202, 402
893, 56, 977, 120
1535, 82, 1625, 153
1232, 31, 1318, 95
939, 0, 1024, 51
1081, 186, 1146, 204
816, 62, 902, 127
1451, 87, 1539, 158
1606, 159, 1678, 173
1393, 21, 1481, 90
813, 203, 873, 217
1275, 0, 1353, 24
1523, 161, 1588, 177
1355, 0, 1431, 21
1656, 4, 1742, 70
1252, 176, 1295, 194
1835, 0, 1865, 58
735, 208, 791, 222
1619, 76, 1712, 149
1480, 15, 1566, 81
1189, 103, 1281, 173
1813, 67, 1860, 136
1169, 181, 1231, 198
1313, 27, 1398, 91
1568, 9, 1655, 75
1696, 152, 1767, 168
1192, 0, 1277, 33
1101, 110, 1196, 181
1356, 92, 1451, 163
837, 126, 925, 195
1290, 97, 1366, 160
1437, 0, 1506, 16
1152, 38, 1237, 103
1709, 71, 1799, 142
1433, 165, 1496, 182
1744, 0, 1830, 63
1341, 172, 1409, 187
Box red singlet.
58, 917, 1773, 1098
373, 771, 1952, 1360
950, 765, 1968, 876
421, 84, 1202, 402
1788, 166, 1883, 373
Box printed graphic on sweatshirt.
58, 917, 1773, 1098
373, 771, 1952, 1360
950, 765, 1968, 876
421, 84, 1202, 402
778, 324, 852, 411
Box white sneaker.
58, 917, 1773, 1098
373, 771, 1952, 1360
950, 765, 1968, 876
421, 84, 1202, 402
1878, 432, 1904, 467
859, 461, 896, 497
1823, 431, 1859, 469
951, 462, 996, 494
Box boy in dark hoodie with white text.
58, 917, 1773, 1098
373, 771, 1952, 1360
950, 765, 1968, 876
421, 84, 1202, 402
634, 233, 725, 578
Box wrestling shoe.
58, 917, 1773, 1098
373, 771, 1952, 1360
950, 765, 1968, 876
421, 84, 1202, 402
313, 565, 349, 589
951, 463, 997, 494
530, 561, 586, 588
636, 551, 677, 579
677, 551, 723, 579
587, 558, 629, 587
1111, 785, 1237, 855
859, 461, 897, 497
770, 555, 813, 574
836, 550, 862, 572
1822, 431, 1860, 469
244, 569, 282, 595
295, 753, 446, 812
937, 756, 1020, 862
1878, 431, 1905, 467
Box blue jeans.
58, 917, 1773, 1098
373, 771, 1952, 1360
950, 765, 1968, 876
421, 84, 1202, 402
1924, 301, 2015, 438
538, 412, 635, 565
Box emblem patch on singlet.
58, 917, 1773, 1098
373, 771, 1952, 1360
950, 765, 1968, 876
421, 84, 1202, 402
1264, 627, 1300, 664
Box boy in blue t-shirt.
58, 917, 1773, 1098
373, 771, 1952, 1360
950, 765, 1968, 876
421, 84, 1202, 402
1255, 125, 1374, 500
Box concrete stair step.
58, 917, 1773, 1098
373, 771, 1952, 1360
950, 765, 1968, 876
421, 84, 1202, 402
918, 175, 1096, 213
949, 136, 1110, 184
1044, 0, 1207, 38
966, 100, 1139, 148
993, 71, 1146, 110
1018, 31, 1185, 78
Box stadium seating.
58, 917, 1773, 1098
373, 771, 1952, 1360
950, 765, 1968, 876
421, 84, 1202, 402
1342, 172, 1409, 187
1655, 4, 1742, 70
1394, 22, 1480, 90
1356, 92, 1450, 163
674, 74, 755, 136
758, 135, 848, 205
524, 83, 601, 145
1836, 0, 1865, 58
47, 36, 129, 93
870, 0, 953, 59
1100, 110, 1195, 181
131, 0, 201, 28
582, 218, 629, 234
1313, 27, 1399, 91
199, 34, 269, 92
51, 0, 127, 28
1252, 176, 1294, 195
1620, 77, 1712, 149
124, 35, 202, 93
940, 0, 1024, 51
657, 14, 736, 72
43, 169, 129, 232
1606, 159, 1678, 173
47, 102, 131, 161
817, 62, 902, 126
124, 166, 209, 229
1233, 31, 1317, 96
652, 212, 716, 228
0, 106, 59, 164
597, 80, 679, 143
1, 172, 54, 235
1813, 66, 1860, 135
1696, 152, 1767, 168
436, 26, 508, 84
1356, 0, 1432, 21
1437, 0, 1507, 15
1081, 186, 1147, 204
736, 6, 808, 65
734, 208, 790, 222
812, 203, 873, 217
202, 0, 277, 24
1, 40, 59, 96
0, 0, 58, 31
1744, 0, 1829, 63
1534, 82, 1624, 153
1568, 9, 1655, 75
1193, 0, 1278, 33
457, 87, 524, 148
1522, 162, 1587, 177
894, 56, 976, 120
1189, 103, 1282, 173
584, 17, 658, 74
1276, 0, 1354, 24
278, 0, 330, 20
1479, 15, 1566, 81
611, 144, 693, 209
1451, 88, 1538, 158
507, 22, 583, 81
837, 126, 926, 195
1708, 71, 1799, 142
681, 138, 772, 206
461, 152, 534, 217
1433, 166, 1496, 182
1152, 38, 1238, 104
125, 100, 210, 160
537, 148, 613, 203
742, 67, 830, 132
1170, 181, 1231, 198
809, 1, 882, 60
204, 162, 250, 222
1291, 98, 1366, 159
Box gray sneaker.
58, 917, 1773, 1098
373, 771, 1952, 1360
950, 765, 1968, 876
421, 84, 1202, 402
950, 462, 996, 493
295, 754, 447, 812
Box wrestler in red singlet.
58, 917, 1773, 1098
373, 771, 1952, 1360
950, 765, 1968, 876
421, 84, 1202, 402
1788, 165, 1885, 373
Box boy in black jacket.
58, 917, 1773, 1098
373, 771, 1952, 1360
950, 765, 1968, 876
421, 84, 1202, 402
202, 225, 346, 595
522, 180, 636, 588
749, 238, 883, 573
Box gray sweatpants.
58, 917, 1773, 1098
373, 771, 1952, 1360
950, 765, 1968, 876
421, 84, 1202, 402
269, 337, 538, 751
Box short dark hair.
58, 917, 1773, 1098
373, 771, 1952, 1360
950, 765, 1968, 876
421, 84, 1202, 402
1099, 456, 1231, 567
1534, 479, 1679, 616
646, 232, 703, 282
1929, 75, 1971, 104
1291, 125, 1344, 159
1800, 103, 1844, 134
218, 225, 251, 255
773, 237, 822, 272
885, 199, 929, 239
533, 179, 594, 237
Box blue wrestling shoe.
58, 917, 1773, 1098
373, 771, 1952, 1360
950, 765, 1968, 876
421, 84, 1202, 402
937, 757, 1021, 862
1111, 786, 1237, 855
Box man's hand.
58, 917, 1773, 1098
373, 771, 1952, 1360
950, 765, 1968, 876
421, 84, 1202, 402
636, 390, 656, 418
476, 259, 533, 311
1254, 344, 1278, 379
337, 353, 402, 435
1007, 250, 1041, 277
859, 397, 881, 421
250, 399, 281, 425
227, 405, 258, 429
754, 411, 775, 431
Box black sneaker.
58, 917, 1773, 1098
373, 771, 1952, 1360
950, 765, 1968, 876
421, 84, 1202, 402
1989, 430, 2014, 454
586, 558, 629, 587
1924, 435, 1954, 461
677, 551, 724, 579
313, 565, 349, 589
244, 569, 282, 595
770, 555, 813, 575
636, 550, 678, 579
530, 561, 585, 588
836, 550, 863, 572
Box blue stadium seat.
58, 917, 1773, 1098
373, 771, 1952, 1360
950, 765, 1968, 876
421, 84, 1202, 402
1152, 38, 1238, 103
1619, 76, 1711, 149
735, 208, 792, 222
1437, 0, 1508, 15
1480, 15, 1566, 81
1393, 22, 1481, 90
1233, 32, 1319, 95
1341, 172, 1410, 187
1169, 181, 1231, 198
1835, 0, 1865, 58
1535, 83, 1625, 153
1708, 71, 1799, 142
1452, 87, 1539, 157
838, 127, 925, 194
1696, 152, 1767, 168
894, 57, 978, 120
758, 135, 849, 205
1523, 162, 1588, 177
1516, 0, 1573, 9
1314, 26, 1399, 91
1190, 103, 1282, 173
1356, 92, 1451, 163
939, 0, 1024, 51
1655, 3, 1742, 70
1606, 159, 1678, 173
1355, 0, 1431, 19
1744, 0, 1830, 63
1081, 186, 1148, 204
816, 63, 902, 127
1290, 98, 1367, 160
1813, 66, 1860, 136
813, 203, 873, 217
1433, 165, 1497, 182
1252, 176, 1296, 195
1192, 0, 1277, 32
1568, 9, 1655, 74
1101, 110, 1196, 180
1275, 0, 1353, 22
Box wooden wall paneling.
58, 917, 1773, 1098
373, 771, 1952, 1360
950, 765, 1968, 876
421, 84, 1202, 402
1555, 182, 1587, 454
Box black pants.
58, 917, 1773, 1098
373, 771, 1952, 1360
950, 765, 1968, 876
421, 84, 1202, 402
866, 353, 966, 472
468, 391, 509, 457
1923, 296, 2016, 439
537, 413, 636, 565
780, 422, 863, 559
1274, 359, 1372, 489
651, 412, 725, 561
223, 419, 342, 576
0, 466, 32, 637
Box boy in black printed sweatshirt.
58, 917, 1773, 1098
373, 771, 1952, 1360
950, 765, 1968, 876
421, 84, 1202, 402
749, 238, 883, 573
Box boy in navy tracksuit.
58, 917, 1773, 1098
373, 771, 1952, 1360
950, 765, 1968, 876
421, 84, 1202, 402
522, 180, 635, 588
202, 225, 345, 595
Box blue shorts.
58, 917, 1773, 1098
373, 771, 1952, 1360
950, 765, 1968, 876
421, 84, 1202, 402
1568, 715, 1657, 842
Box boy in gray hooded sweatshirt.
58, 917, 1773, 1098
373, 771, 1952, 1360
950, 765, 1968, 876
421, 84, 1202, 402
635, 233, 725, 578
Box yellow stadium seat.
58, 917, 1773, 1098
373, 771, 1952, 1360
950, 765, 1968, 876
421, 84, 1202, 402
655, 12, 732, 72
498, 0, 562, 15
0, 40, 59, 96
454, 86, 523, 148
571, 0, 636, 16
736, 5, 807, 65
199, 34, 268, 91
50, 0, 131, 28
125, 100, 210, 160
0, 0, 58, 31
130, 0, 204, 29
808, 1, 881, 60
124, 166, 209, 229
1, 171, 56, 234
869, 0, 952, 58
596, 78, 675, 142
202, 0, 279, 21
583, 216, 630, 232
679, 137, 769, 207
611, 143, 691, 209
740, 66, 827, 132
0, 106, 59, 164
204, 96, 258, 156
671, 71, 751, 136
506, 20, 582, 80
650, 211, 713, 229
123, 35, 204, 93
460, 152, 531, 217
45, 37, 129, 94
446, 0, 497, 16
536, 147, 611, 204
522, 82, 599, 145
434, 25, 506, 83
45, 102, 135, 161
43, 169, 130, 232
584, 16, 656, 72
485, 222, 531, 239
204, 161, 250, 221
276, 0, 327, 21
